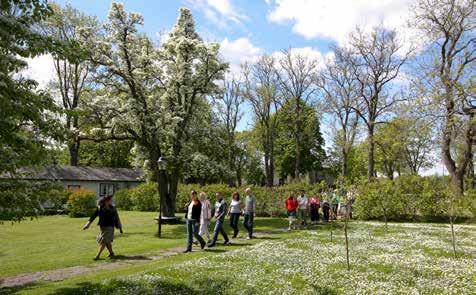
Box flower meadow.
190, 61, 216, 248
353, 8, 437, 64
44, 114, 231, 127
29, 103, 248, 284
77, 222, 475, 295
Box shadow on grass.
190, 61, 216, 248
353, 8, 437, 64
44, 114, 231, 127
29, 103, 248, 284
49, 277, 252, 295
0, 282, 40, 295
110, 255, 152, 261
204, 249, 227, 253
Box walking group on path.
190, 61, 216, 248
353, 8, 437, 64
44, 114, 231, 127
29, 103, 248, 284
183, 188, 256, 253
82, 187, 352, 258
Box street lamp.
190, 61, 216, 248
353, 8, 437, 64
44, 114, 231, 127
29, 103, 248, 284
157, 156, 167, 237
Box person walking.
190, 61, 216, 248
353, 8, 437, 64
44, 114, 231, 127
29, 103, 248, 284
309, 195, 320, 224
285, 194, 299, 231
322, 199, 330, 222
199, 192, 212, 242
243, 187, 256, 239
228, 192, 242, 239
331, 190, 341, 220
83, 195, 123, 260
297, 190, 309, 228
208, 192, 230, 247
184, 191, 206, 253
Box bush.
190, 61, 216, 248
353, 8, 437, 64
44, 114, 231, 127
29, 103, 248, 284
130, 182, 159, 211
67, 189, 97, 217
113, 183, 159, 212
353, 175, 475, 222
114, 181, 328, 216
114, 188, 134, 210
0, 180, 69, 221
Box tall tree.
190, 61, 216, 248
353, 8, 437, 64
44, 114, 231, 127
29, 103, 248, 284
274, 100, 326, 179
242, 55, 280, 187
213, 78, 243, 186
413, 0, 475, 193
276, 49, 319, 179
318, 46, 360, 177
0, 0, 61, 221
348, 27, 411, 179
84, 4, 226, 217
0, 0, 60, 174
41, 4, 98, 166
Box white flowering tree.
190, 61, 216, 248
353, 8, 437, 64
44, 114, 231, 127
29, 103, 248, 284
82, 3, 226, 217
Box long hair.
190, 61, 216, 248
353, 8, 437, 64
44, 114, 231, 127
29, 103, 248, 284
232, 191, 240, 201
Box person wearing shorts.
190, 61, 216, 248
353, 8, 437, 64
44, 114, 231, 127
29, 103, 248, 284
285, 194, 299, 231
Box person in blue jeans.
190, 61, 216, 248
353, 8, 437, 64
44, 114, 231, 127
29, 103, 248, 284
243, 187, 256, 239
208, 192, 230, 247
184, 191, 206, 253
228, 191, 242, 239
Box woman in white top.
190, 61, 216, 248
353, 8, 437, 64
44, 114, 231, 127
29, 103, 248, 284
198, 192, 212, 242
227, 192, 242, 239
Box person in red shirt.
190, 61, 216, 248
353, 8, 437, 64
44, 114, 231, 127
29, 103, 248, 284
285, 194, 299, 231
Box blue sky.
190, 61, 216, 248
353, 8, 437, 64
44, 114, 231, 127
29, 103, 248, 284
27, 1, 445, 174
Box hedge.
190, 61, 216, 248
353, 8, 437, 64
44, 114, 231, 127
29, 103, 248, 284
67, 189, 97, 217
114, 181, 327, 217
114, 176, 476, 222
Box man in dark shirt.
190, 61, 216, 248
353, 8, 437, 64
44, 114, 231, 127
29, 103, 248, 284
208, 192, 230, 247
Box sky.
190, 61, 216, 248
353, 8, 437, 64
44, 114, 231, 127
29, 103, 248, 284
24, 0, 447, 175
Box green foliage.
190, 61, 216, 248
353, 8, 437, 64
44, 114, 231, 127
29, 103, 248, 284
115, 183, 159, 212
354, 175, 475, 221
115, 181, 327, 216
67, 189, 96, 217
78, 140, 134, 168
0, 0, 62, 175
274, 100, 326, 178
0, 180, 64, 221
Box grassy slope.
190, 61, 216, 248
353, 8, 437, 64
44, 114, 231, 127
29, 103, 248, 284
1, 214, 475, 295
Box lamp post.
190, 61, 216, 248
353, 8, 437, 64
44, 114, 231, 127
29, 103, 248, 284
157, 156, 167, 238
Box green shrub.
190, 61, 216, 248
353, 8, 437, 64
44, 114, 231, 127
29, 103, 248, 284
130, 182, 159, 211
67, 189, 97, 217
114, 188, 134, 210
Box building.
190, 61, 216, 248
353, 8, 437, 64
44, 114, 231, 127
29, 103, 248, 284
1, 166, 145, 198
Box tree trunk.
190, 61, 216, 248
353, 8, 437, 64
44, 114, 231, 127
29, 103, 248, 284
294, 97, 301, 179
164, 172, 178, 218
368, 126, 375, 179
342, 148, 349, 177
344, 213, 350, 271
68, 140, 80, 166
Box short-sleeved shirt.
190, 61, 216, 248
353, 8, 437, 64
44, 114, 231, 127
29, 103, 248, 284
215, 199, 227, 221
229, 199, 241, 214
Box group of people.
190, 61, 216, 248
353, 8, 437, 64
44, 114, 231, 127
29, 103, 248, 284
285, 189, 345, 231
183, 188, 256, 253
82, 187, 349, 258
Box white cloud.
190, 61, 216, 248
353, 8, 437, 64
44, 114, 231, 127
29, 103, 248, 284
22, 54, 55, 89
271, 46, 331, 70
186, 0, 246, 28
220, 37, 263, 75
266, 0, 418, 48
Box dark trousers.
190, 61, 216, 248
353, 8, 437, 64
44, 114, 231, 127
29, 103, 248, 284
243, 213, 254, 238
323, 208, 330, 222
310, 209, 319, 221
187, 219, 205, 251
210, 218, 229, 244
229, 213, 240, 237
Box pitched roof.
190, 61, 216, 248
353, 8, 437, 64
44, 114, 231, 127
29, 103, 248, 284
1, 166, 145, 182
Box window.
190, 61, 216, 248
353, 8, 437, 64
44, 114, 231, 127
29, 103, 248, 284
99, 183, 115, 197
68, 185, 81, 190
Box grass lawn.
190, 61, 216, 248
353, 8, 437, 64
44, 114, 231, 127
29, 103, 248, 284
1, 213, 475, 294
